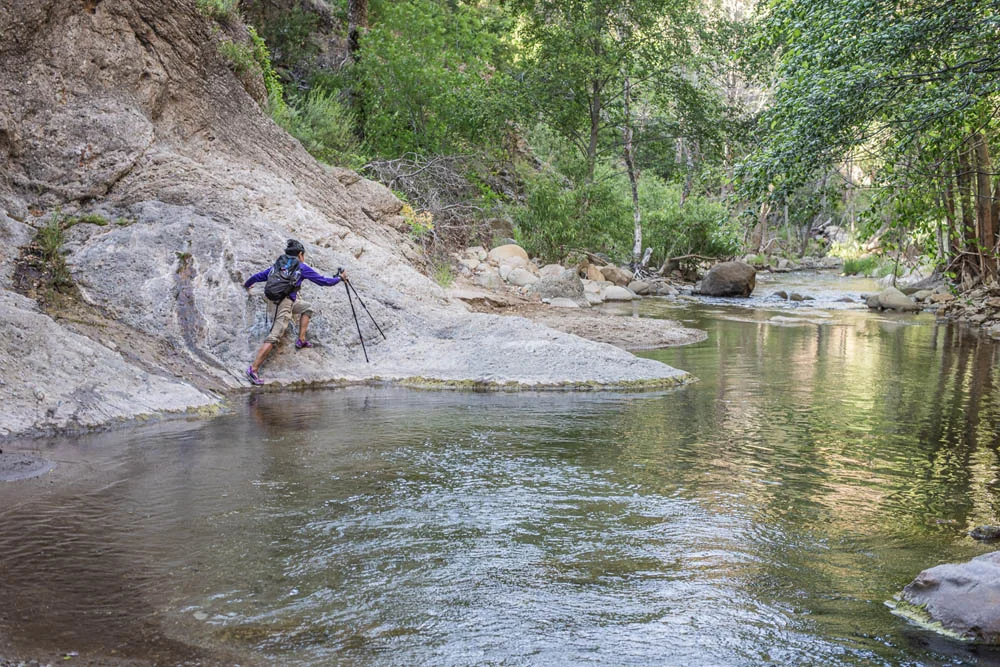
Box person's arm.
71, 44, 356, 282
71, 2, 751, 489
243, 267, 271, 291
299, 263, 344, 287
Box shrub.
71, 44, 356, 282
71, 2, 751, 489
432, 260, 455, 287
355, 0, 516, 157
197, 0, 239, 22
275, 87, 362, 167
641, 180, 738, 264
842, 255, 887, 276
33, 212, 75, 292
248, 26, 284, 113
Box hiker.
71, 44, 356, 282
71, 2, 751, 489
243, 239, 347, 385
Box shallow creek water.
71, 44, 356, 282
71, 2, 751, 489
2, 272, 1000, 666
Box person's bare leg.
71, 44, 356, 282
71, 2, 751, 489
251, 342, 274, 371
297, 313, 311, 342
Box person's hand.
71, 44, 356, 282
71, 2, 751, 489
244, 285, 253, 294
340, 270, 349, 282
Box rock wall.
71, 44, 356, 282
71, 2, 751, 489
0, 0, 690, 438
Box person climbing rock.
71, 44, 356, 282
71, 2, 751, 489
243, 239, 347, 385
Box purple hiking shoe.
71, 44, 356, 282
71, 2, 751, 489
295, 339, 314, 349
245, 366, 263, 385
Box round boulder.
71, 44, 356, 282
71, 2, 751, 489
531, 269, 585, 303
867, 287, 920, 312
627, 280, 651, 296
600, 265, 633, 286
604, 285, 636, 301
488, 243, 529, 263
538, 263, 566, 279
582, 263, 605, 282
507, 267, 538, 287
895, 550, 1000, 643
695, 261, 756, 297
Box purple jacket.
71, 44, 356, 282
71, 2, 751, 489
244, 261, 342, 300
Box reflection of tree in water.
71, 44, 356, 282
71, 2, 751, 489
608, 314, 999, 664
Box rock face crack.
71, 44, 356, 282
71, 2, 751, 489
173, 254, 225, 373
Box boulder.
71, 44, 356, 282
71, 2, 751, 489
627, 280, 650, 295
458, 257, 480, 272
487, 243, 529, 263
507, 267, 538, 287
581, 262, 605, 282
547, 297, 581, 308
896, 550, 1000, 643
652, 281, 678, 296
695, 261, 756, 297
538, 263, 566, 279
868, 287, 920, 312
531, 269, 585, 303
0, 0, 696, 437
474, 270, 504, 290
463, 246, 488, 261
600, 265, 633, 286
603, 286, 636, 301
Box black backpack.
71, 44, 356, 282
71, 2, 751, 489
263, 255, 302, 303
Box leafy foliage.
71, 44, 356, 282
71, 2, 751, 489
196, 0, 239, 22
741, 0, 1000, 280
354, 0, 518, 157
274, 87, 362, 166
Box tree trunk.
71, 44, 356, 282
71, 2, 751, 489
941, 168, 958, 268
973, 133, 996, 277
756, 200, 771, 254
957, 150, 977, 279
346, 0, 369, 141
586, 77, 601, 183
622, 75, 641, 266
347, 0, 368, 65
993, 179, 1000, 257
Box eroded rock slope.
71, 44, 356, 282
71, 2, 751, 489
0, 0, 690, 438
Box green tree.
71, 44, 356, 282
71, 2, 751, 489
354, 0, 518, 157
743, 0, 1000, 282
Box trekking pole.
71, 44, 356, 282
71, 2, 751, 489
344, 277, 387, 340
344, 279, 369, 363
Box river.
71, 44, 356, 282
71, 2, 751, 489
1, 271, 999, 666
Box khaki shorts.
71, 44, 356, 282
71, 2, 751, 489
265, 297, 314, 343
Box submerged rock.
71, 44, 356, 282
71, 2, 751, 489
970, 525, 1000, 541
895, 550, 1000, 643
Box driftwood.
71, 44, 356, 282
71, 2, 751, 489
657, 254, 719, 275
569, 248, 612, 266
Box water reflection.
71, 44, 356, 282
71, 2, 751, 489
0, 290, 999, 665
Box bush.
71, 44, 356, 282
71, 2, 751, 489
197, 0, 239, 21
355, 0, 516, 157
641, 180, 738, 264
512, 164, 632, 262
511, 155, 738, 266
274, 87, 362, 167
842, 255, 887, 276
